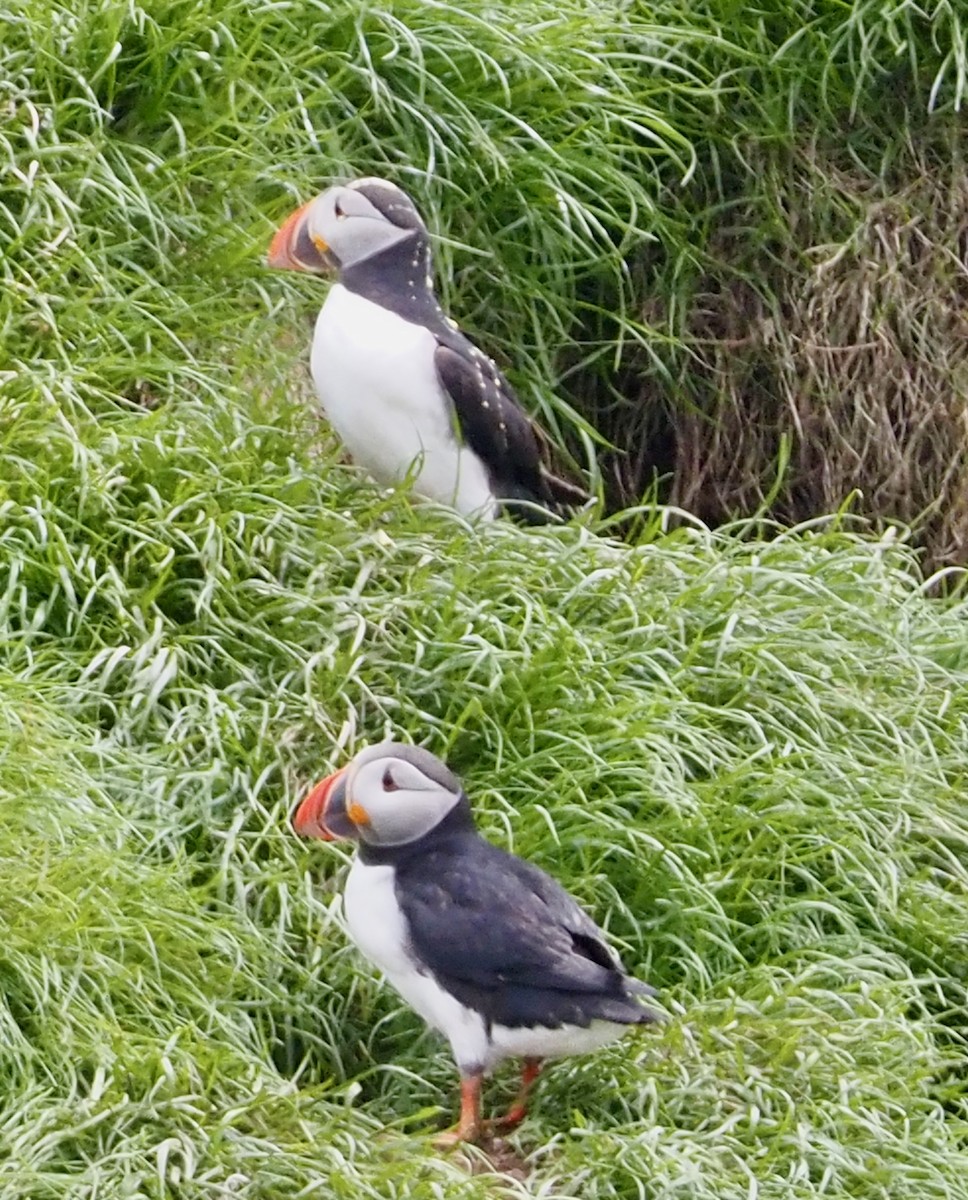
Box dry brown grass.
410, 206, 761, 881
610, 131, 968, 572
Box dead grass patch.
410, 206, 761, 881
616, 131, 968, 571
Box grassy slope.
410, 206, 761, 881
2, 0, 968, 1197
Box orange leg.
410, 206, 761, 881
433, 1074, 484, 1147
494, 1058, 542, 1130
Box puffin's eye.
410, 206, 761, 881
382, 768, 399, 792
334, 199, 347, 220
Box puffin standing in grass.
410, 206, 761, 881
293, 742, 659, 1144
267, 178, 586, 521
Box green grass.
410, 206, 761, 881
2, 388, 967, 1195
3, 0, 968, 1196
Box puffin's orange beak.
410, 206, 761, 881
293, 766, 356, 840
267, 200, 331, 273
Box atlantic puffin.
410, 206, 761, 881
293, 742, 659, 1144
267, 177, 587, 521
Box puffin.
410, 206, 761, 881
267, 177, 587, 521
293, 742, 659, 1144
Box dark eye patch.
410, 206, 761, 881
382, 768, 399, 792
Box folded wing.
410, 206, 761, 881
396, 838, 658, 1028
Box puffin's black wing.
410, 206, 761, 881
396, 836, 657, 1029
506, 853, 654, 995
433, 333, 587, 520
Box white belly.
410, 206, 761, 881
488, 1018, 627, 1068
310, 286, 497, 518
343, 860, 489, 1074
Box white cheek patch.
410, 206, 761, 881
362, 786, 461, 846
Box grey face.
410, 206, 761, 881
345, 741, 465, 847
305, 179, 427, 273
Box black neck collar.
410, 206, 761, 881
339, 231, 443, 326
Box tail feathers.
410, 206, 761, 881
497, 469, 589, 525
540, 464, 590, 509
482, 983, 662, 1029
594, 994, 663, 1026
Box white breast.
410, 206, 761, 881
310, 286, 497, 519
342, 859, 489, 1075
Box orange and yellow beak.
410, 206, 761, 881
267, 200, 332, 274
293, 766, 363, 841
